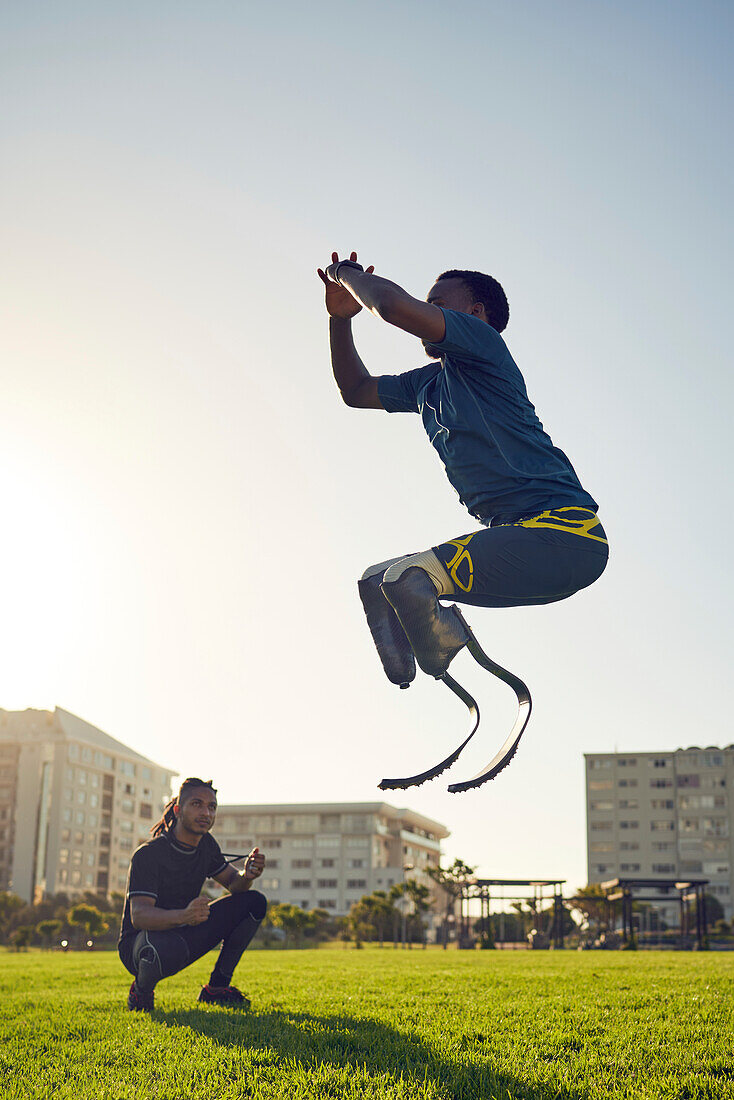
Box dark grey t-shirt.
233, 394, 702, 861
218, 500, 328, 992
118, 831, 227, 947
378, 308, 598, 524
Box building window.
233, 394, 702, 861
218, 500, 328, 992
590, 800, 613, 811
650, 779, 673, 789
292, 859, 312, 869
317, 879, 338, 889
261, 838, 282, 848
347, 879, 367, 889
618, 779, 638, 788
291, 879, 311, 889
591, 822, 613, 831
651, 820, 676, 832
317, 899, 337, 909
618, 800, 638, 810
619, 821, 639, 830
319, 858, 336, 868
653, 864, 676, 873
589, 781, 613, 791
139, 803, 152, 820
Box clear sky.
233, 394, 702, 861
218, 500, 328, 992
2, 0, 732, 893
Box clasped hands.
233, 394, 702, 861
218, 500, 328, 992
317, 251, 374, 318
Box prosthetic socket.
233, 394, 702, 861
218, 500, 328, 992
358, 563, 416, 687
359, 553, 469, 683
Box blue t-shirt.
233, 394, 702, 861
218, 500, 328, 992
377, 308, 598, 525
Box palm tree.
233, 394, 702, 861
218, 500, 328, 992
426, 859, 475, 948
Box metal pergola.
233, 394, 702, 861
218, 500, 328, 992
600, 877, 710, 949
460, 878, 567, 949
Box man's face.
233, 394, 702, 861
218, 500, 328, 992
423, 278, 478, 358
177, 786, 217, 835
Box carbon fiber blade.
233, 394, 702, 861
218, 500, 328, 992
447, 631, 532, 793
378, 671, 480, 790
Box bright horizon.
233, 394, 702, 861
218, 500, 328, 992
2, 1, 732, 893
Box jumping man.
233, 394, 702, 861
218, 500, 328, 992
318, 252, 608, 790
118, 777, 267, 1012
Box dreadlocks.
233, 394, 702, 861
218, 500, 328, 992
436, 269, 510, 333
151, 777, 217, 838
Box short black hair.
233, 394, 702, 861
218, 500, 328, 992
436, 269, 509, 333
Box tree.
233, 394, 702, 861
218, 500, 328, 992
405, 879, 431, 946
426, 859, 475, 948
10, 925, 35, 951
36, 919, 63, 948
67, 904, 109, 946
347, 892, 397, 946
0, 892, 25, 944
390, 880, 431, 947
267, 903, 313, 947
698, 893, 724, 927
570, 884, 616, 939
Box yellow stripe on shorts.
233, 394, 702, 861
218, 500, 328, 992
500, 507, 608, 544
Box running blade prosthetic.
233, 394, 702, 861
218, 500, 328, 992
378, 608, 532, 793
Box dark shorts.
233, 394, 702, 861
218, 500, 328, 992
433, 507, 608, 608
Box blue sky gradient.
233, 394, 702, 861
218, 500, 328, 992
2, 1, 732, 889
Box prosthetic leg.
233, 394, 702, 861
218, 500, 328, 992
360, 555, 532, 793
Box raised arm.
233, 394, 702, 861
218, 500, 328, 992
317, 251, 383, 409
324, 254, 446, 343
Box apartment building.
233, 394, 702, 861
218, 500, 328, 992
213, 801, 449, 927
585, 745, 734, 919
0, 707, 175, 902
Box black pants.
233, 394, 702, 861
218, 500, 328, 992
119, 891, 267, 987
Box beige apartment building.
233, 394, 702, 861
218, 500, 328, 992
213, 801, 450, 929
0, 707, 175, 902
585, 745, 734, 919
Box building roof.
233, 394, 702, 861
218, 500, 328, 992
216, 801, 450, 839
0, 706, 176, 775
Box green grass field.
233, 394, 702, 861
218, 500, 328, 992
1, 947, 733, 1099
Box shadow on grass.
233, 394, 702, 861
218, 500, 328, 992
155, 1006, 585, 1100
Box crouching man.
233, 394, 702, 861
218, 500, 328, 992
118, 776, 266, 1012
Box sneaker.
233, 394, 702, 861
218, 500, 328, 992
127, 979, 154, 1013
198, 984, 250, 1009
